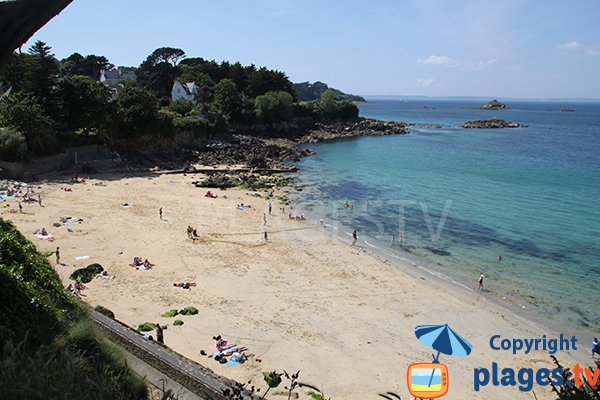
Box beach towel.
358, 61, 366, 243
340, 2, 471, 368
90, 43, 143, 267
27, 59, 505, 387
35, 233, 54, 241
0, 194, 15, 200
62, 217, 82, 225
75, 256, 90, 260
227, 359, 239, 366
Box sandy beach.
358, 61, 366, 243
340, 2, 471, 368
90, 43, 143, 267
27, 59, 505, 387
1, 170, 586, 400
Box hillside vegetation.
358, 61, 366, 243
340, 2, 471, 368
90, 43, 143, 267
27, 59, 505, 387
0, 218, 148, 399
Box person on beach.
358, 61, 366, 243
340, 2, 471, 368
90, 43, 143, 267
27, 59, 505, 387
18, 202, 23, 213
55, 247, 60, 265
38, 194, 42, 207
187, 225, 193, 239
391, 235, 395, 245
263, 213, 267, 224
400, 234, 404, 245
478, 274, 485, 291
155, 323, 164, 344
352, 230, 357, 246
74, 281, 86, 296
173, 282, 196, 289
592, 338, 600, 358
159, 207, 163, 220
268, 202, 272, 215
264, 228, 268, 241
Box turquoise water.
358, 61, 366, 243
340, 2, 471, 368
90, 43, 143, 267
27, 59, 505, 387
293, 98, 600, 338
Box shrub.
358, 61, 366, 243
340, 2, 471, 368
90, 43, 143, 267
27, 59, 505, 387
169, 98, 194, 116
160, 309, 178, 318
0, 126, 26, 161
179, 306, 198, 316
173, 320, 184, 326
137, 322, 155, 332
173, 116, 208, 137
69, 263, 104, 283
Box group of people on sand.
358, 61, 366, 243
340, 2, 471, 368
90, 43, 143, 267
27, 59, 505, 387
173, 281, 196, 289
131, 257, 153, 270
288, 213, 306, 221
206, 335, 252, 365
186, 226, 201, 240
66, 281, 87, 297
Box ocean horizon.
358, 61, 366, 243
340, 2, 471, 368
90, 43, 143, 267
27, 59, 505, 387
292, 98, 600, 341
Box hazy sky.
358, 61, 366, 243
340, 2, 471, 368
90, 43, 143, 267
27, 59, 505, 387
23, 0, 600, 99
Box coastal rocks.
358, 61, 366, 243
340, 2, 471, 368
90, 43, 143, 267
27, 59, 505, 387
193, 172, 292, 191
303, 119, 411, 143
462, 118, 523, 129
560, 108, 575, 112
480, 99, 509, 110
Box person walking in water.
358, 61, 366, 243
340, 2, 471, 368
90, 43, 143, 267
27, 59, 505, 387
391, 235, 395, 245
352, 230, 357, 246
477, 274, 485, 291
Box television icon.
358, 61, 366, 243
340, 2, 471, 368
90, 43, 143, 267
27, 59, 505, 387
407, 362, 449, 399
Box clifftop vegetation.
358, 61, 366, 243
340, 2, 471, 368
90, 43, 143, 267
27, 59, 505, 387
0, 42, 359, 161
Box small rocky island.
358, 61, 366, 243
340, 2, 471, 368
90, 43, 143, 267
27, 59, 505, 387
462, 118, 523, 129
475, 99, 509, 110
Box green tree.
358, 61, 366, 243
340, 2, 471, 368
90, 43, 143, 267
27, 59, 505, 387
57, 75, 112, 133
0, 126, 26, 161
60, 53, 113, 79
137, 48, 185, 97
254, 90, 293, 122
0, 92, 55, 155
25, 40, 59, 115
114, 83, 158, 136
320, 89, 338, 115
247, 67, 294, 98
213, 78, 242, 121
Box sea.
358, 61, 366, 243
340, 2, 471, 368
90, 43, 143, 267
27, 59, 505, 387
291, 97, 600, 340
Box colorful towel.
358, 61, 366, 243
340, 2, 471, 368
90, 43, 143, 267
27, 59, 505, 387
35, 234, 54, 241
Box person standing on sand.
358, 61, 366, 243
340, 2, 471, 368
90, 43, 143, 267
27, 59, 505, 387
352, 230, 357, 246
478, 274, 485, 291
155, 323, 164, 344
159, 207, 163, 220
263, 213, 267, 224
38, 194, 42, 207
268, 202, 272, 215
18, 202, 23, 213
264, 228, 268, 241
55, 247, 60, 265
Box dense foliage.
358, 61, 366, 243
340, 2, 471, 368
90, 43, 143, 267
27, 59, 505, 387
0, 41, 359, 161
0, 218, 148, 399
294, 81, 366, 102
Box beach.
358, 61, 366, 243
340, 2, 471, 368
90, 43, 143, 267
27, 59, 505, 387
1, 170, 586, 400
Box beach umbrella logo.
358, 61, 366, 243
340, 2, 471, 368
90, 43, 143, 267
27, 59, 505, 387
406, 324, 473, 398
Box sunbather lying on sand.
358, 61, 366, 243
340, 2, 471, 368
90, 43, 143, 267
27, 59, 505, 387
205, 190, 218, 198
173, 282, 196, 289
96, 271, 115, 279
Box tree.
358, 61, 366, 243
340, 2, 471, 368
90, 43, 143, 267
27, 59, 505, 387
60, 53, 113, 79
25, 40, 59, 115
0, 126, 26, 161
213, 79, 242, 121
0, 92, 56, 155
169, 98, 194, 116
114, 83, 158, 136
57, 75, 112, 133
137, 49, 186, 97
320, 89, 338, 115
254, 90, 293, 122
247, 67, 294, 98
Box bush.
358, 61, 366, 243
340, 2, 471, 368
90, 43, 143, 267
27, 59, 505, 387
173, 116, 208, 137
69, 263, 104, 283
160, 309, 179, 318
0, 126, 27, 161
173, 320, 184, 326
255, 90, 293, 122
169, 98, 194, 116
137, 322, 155, 332
179, 306, 198, 316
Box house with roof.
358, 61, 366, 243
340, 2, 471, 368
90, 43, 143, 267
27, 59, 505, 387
99, 67, 136, 96
171, 80, 198, 102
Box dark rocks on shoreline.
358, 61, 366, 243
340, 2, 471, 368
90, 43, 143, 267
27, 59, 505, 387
303, 119, 411, 143
462, 118, 524, 129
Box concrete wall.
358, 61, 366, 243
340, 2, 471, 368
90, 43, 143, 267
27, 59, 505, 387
0, 145, 112, 180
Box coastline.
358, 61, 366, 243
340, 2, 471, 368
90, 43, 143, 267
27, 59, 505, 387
1, 169, 587, 400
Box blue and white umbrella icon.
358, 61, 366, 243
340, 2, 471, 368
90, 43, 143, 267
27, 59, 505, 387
415, 324, 473, 387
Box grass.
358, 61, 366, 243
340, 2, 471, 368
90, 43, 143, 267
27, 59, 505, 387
173, 320, 184, 326
137, 322, 156, 332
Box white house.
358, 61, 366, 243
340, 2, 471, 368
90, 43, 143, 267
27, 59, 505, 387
171, 80, 198, 102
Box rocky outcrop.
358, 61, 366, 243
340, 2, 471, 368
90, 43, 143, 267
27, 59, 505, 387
480, 99, 509, 110
303, 119, 411, 143
462, 118, 522, 129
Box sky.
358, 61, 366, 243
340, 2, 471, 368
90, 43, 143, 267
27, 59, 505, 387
21, 0, 600, 99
